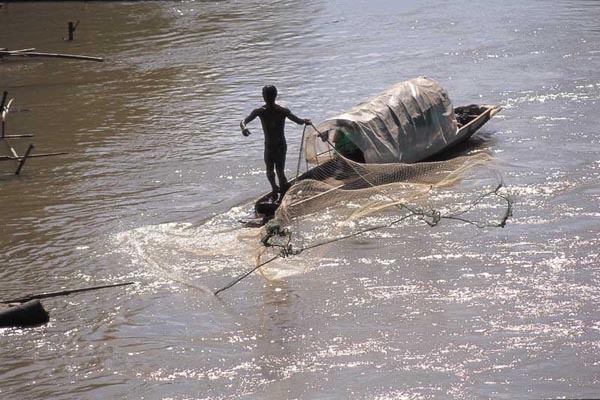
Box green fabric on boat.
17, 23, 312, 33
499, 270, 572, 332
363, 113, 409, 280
334, 130, 360, 156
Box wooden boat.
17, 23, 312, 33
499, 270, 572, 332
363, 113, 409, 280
252, 103, 501, 224
446, 104, 502, 152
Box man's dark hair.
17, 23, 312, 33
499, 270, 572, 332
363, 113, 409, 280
262, 85, 278, 103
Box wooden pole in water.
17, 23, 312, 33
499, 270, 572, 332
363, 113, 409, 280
0, 50, 103, 62
68, 22, 75, 41
0, 152, 69, 162
0, 282, 136, 304
0, 91, 7, 112
67, 21, 79, 41
15, 144, 34, 175
0, 91, 7, 139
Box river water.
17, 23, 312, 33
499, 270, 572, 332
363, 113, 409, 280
1, 1, 599, 399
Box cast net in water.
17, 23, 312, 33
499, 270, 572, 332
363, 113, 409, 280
254, 151, 512, 281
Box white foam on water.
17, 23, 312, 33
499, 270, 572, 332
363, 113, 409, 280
113, 206, 264, 294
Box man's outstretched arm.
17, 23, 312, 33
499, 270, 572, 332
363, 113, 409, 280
240, 108, 261, 136
285, 108, 311, 126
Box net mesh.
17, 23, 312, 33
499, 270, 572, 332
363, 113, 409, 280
255, 151, 512, 280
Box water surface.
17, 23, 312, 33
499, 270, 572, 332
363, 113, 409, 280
1, 1, 599, 399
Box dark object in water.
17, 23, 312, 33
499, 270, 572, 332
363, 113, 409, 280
0, 300, 49, 328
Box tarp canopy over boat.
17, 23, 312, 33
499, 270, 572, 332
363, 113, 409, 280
304, 77, 459, 164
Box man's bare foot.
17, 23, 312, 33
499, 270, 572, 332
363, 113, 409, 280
280, 182, 291, 195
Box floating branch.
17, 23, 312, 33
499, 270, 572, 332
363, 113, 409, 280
0, 49, 103, 62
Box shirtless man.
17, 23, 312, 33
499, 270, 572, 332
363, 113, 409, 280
240, 85, 311, 199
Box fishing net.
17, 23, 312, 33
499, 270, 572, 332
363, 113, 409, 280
254, 151, 512, 281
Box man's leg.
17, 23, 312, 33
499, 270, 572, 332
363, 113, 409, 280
275, 144, 289, 195
265, 148, 278, 199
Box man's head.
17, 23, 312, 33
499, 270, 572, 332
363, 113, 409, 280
262, 85, 278, 105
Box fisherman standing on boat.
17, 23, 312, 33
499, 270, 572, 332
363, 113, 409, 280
240, 85, 311, 200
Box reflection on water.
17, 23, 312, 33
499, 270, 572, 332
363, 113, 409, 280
1, 0, 600, 398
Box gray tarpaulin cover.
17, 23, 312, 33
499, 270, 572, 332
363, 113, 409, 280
305, 77, 458, 164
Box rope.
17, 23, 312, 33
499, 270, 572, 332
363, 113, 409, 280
295, 124, 307, 179
214, 255, 279, 295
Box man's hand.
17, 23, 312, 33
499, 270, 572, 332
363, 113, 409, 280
303, 118, 312, 125
240, 120, 251, 136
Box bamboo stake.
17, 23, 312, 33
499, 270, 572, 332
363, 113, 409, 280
0, 91, 7, 139
0, 91, 7, 112
0, 282, 135, 304
8, 144, 18, 158
2, 98, 14, 138
0, 152, 68, 161
15, 143, 34, 175
2, 134, 35, 139
4, 48, 36, 53
0, 50, 103, 62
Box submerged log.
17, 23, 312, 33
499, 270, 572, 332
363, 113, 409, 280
0, 300, 49, 328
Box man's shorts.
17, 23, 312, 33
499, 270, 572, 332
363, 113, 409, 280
264, 143, 287, 169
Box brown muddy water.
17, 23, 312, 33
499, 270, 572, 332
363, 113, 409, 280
1, 1, 600, 399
